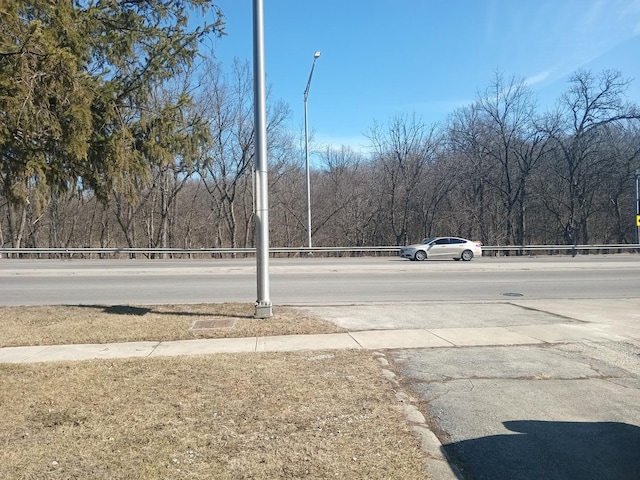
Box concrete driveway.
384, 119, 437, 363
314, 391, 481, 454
301, 299, 640, 480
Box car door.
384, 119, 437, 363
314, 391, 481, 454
448, 237, 467, 258
429, 238, 452, 258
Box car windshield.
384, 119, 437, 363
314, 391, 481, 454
421, 238, 434, 244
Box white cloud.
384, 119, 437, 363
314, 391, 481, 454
315, 134, 371, 155
524, 71, 552, 87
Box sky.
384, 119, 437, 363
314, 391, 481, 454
206, 0, 640, 155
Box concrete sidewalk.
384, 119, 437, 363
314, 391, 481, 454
3, 320, 640, 364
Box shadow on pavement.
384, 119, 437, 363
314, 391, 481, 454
69, 304, 251, 318
443, 420, 640, 480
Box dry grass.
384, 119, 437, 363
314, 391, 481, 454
0, 304, 432, 477
0, 350, 429, 479
0, 304, 345, 347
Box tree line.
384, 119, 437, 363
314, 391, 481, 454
2, 2, 640, 251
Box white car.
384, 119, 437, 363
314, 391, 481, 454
400, 237, 482, 261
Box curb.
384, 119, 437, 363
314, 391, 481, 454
373, 352, 461, 480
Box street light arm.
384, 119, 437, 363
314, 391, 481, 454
303, 57, 318, 101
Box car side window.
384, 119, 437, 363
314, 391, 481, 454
435, 238, 449, 245
450, 238, 465, 244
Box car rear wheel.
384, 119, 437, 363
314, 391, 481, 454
461, 249, 474, 261
414, 250, 427, 261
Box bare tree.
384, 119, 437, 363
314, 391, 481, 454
541, 69, 640, 245
446, 105, 494, 243
197, 59, 291, 248
588, 123, 640, 243
411, 149, 460, 241
367, 114, 440, 245
311, 146, 374, 246
474, 72, 550, 245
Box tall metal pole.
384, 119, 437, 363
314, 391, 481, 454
303, 52, 321, 249
252, 0, 272, 318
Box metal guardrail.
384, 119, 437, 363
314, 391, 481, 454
0, 244, 639, 258
480, 244, 640, 253
0, 246, 398, 258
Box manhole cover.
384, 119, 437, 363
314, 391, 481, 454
191, 319, 236, 330
502, 292, 524, 297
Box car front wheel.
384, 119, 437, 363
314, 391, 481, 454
461, 249, 474, 261
414, 250, 427, 261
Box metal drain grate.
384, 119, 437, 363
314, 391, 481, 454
191, 319, 236, 330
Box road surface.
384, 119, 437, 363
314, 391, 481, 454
1, 255, 639, 306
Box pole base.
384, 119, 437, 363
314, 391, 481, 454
254, 301, 273, 319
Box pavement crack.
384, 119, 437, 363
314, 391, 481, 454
348, 332, 365, 349
508, 301, 586, 324
147, 342, 161, 357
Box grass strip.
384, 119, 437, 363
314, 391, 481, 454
0, 304, 344, 347
0, 350, 428, 479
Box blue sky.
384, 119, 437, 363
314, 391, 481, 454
208, 0, 640, 154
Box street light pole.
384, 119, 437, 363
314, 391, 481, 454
252, 0, 272, 318
303, 51, 321, 249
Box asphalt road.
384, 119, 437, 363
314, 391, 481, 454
1, 255, 640, 306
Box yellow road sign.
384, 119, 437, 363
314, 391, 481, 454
637, 215, 640, 227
